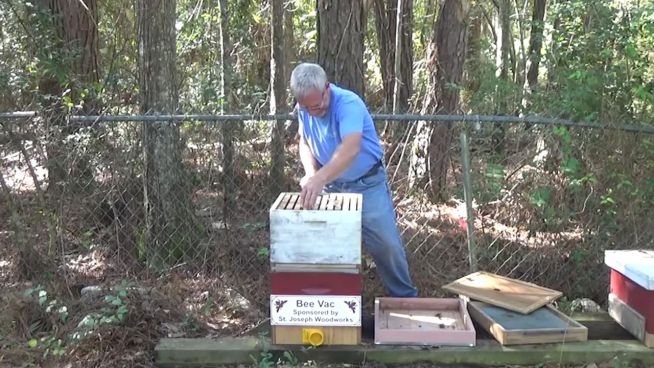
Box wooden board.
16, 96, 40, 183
608, 293, 653, 348
605, 250, 654, 290
374, 298, 476, 346
270, 192, 362, 265
157, 337, 654, 367
443, 271, 562, 314
467, 301, 588, 345
270, 263, 361, 274
272, 326, 360, 345
610, 269, 654, 333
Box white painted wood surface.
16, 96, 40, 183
270, 263, 361, 274
605, 250, 654, 290
608, 293, 646, 342
270, 192, 362, 265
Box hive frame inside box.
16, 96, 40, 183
374, 297, 476, 346
467, 301, 588, 345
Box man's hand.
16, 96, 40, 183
300, 173, 326, 209
300, 174, 312, 188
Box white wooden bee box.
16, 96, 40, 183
269, 192, 362, 266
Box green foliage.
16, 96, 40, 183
257, 247, 270, 258
251, 332, 300, 367
20, 280, 136, 361
476, 162, 505, 204
529, 186, 552, 209
540, 0, 654, 123
29, 336, 66, 358
72, 282, 132, 341
23, 286, 69, 324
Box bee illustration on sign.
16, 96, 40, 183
275, 299, 287, 312
344, 300, 357, 313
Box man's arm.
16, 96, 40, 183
312, 133, 361, 184
300, 133, 362, 209
299, 135, 320, 176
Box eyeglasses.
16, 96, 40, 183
298, 84, 329, 112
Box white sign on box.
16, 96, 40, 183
270, 295, 361, 326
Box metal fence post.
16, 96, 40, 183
460, 128, 478, 272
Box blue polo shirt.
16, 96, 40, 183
298, 84, 383, 183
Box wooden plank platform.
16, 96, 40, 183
155, 337, 654, 367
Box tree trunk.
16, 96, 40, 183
496, 0, 511, 89
317, 0, 365, 98
409, 0, 468, 202
513, 0, 528, 89
284, 1, 298, 140
138, 0, 196, 267
527, 0, 546, 92
521, 0, 546, 118
284, 2, 295, 81
218, 0, 236, 222
56, 1, 99, 89
547, 0, 567, 87
270, 0, 287, 196
493, 0, 511, 151
392, 0, 404, 114
465, 4, 482, 94
36, 0, 101, 194
41, 0, 101, 106
373, 0, 413, 112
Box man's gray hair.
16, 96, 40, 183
290, 63, 328, 99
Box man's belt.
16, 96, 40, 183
357, 160, 383, 181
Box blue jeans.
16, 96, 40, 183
326, 167, 418, 297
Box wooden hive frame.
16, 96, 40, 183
270, 192, 362, 211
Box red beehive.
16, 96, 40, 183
610, 270, 654, 334
605, 250, 654, 348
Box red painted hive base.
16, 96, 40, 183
271, 272, 361, 295
610, 269, 654, 334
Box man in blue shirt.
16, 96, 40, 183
290, 63, 418, 298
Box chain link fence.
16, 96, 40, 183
466, 121, 654, 305
2, 112, 654, 313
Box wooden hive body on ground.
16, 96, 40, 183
605, 250, 654, 348
467, 301, 587, 345
269, 192, 363, 346
374, 297, 476, 346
